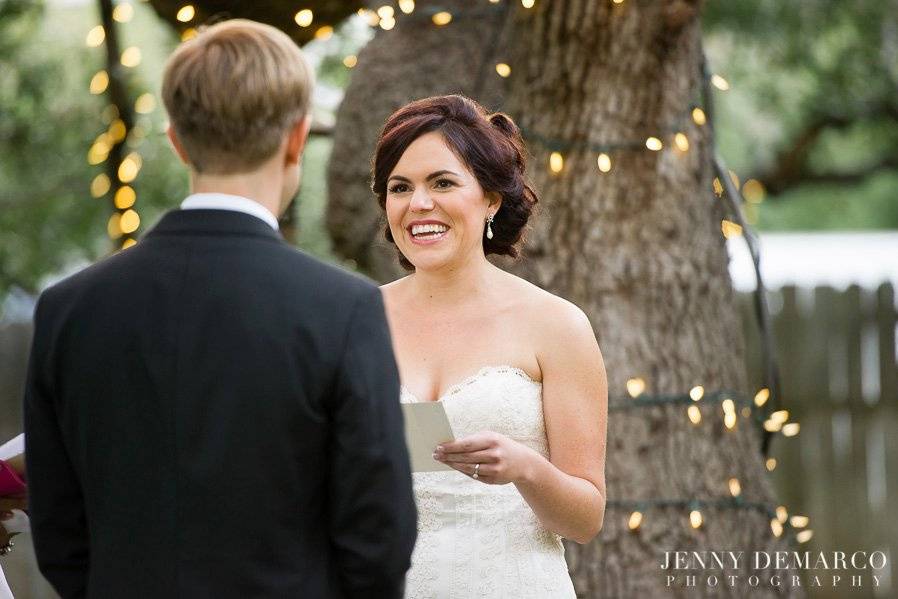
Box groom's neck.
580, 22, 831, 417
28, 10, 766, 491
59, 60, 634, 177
190, 168, 282, 220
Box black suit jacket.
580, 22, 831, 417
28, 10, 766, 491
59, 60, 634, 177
23, 209, 417, 598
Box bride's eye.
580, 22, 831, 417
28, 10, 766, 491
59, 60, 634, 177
389, 183, 410, 194
434, 179, 454, 189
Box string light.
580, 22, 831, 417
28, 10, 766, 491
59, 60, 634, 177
107, 213, 123, 239
114, 186, 136, 209
766, 458, 777, 471
742, 179, 765, 203
771, 518, 783, 537
728, 478, 741, 497
380, 17, 396, 30
687, 405, 702, 425
796, 530, 813, 543
781, 422, 800, 437
522, 0, 535, 7
108, 119, 127, 143
120, 47, 142, 68
343, 55, 358, 68
294, 9, 313, 27
118, 153, 142, 183
776, 505, 788, 523
90, 70, 109, 95
112, 2, 134, 23
689, 510, 703, 529
689, 385, 704, 401
121, 238, 137, 250
790, 515, 809, 528
692, 107, 706, 125
87, 141, 110, 165
86, 25, 105, 47
711, 74, 730, 91
176, 5, 195, 23
597, 152, 611, 173
549, 151, 564, 173
754, 388, 770, 407
181, 28, 198, 41
721, 219, 743, 239
495, 63, 511, 77
674, 132, 689, 152
314, 26, 334, 40
432, 11, 452, 25
628, 511, 643, 531
120, 209, 141, 234
625, 377, 645, 398
377, 5, 395, 19
645, 136, 662, 151
91, 174, 111, 198
399, 0, 415, 13
134, 93, 155, 114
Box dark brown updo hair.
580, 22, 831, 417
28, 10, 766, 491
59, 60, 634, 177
371, 94, 539, 270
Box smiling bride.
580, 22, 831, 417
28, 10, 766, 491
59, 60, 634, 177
374, 94, 609, 598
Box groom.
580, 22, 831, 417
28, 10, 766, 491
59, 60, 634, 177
24, 19, 416, 598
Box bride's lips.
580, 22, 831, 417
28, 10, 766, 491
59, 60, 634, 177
406, 219, 450, 246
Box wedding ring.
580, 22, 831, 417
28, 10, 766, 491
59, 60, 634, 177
473, 463, 480, 479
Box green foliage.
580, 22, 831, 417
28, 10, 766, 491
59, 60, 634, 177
704, 0, 898, 230
0, 0, 186, 295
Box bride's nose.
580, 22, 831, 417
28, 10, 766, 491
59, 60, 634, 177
409, 187, 435, 212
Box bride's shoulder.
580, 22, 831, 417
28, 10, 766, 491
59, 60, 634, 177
505, 275, 592, 330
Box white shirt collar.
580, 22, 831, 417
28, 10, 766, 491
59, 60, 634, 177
180, 193, 280, 231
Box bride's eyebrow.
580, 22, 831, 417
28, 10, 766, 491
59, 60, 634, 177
388, 170, 461, 183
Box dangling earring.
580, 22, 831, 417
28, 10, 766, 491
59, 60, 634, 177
486, 213, 494, 240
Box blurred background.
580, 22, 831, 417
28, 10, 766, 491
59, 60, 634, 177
0, 0, 896, 597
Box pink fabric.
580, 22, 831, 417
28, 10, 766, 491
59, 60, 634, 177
0, 461, 25, 497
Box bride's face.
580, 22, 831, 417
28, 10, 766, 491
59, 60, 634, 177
385, 131, 494, 272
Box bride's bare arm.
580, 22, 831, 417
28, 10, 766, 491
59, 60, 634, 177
515, 300, 607, 544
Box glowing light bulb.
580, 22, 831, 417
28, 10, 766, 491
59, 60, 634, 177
754, 388, 769, 407
597, 153, 611, 173
522, 0, 535, 7
728, 478, 741, 497
689, 386, 704, 401
122, 238, 137, 250
628, 511, 643, 530
776, 506, 788, 523
782, 423, 800, 437
692, 107, 706, 125
135, 93, 156, 114
721, 219, 743, 239
432, 12, 452, 25
495, 63, 511, 78
549, 151, 563, 173
399, 0, 415, 14
790, 515, 809, 528
294, 9, 313, 27
120, 209, 141, 234
108, 213, 123, 239
771, 519, 783, 537
765, 458, 777, 471
711, 74, 730, 91
796, 530, 813, 543
90, 70, 109, 95
645, 136, 662, 151
113, 2, 134, 22
689, 510, 703, 529
176, 5, 195, 22
315, 26, 334, 40
118, 153, 142, 183
181, 28, 198, 41
674, 132, 689, 151
687, 405, 702, 425
86, 26, 105, 47
626, 377, 645, 398
91, 174, 111, 198
120, 47, 142, 68
115, 186, 136, 209
343, 55, 358, 68
379, 17, 396, 30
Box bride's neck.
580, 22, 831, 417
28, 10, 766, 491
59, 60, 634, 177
408, 256, 500, 310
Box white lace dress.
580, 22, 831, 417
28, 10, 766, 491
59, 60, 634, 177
400, 366, 576, 599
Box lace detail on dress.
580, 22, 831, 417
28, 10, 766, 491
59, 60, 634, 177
400, 366, 575, 599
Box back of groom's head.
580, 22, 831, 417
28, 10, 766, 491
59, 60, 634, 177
162, 19, 313, 175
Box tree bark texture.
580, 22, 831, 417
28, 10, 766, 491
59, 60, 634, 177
328, 1, 803, 597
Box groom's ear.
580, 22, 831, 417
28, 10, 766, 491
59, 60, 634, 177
284, 115, 312, 168
166, 125, 191, 166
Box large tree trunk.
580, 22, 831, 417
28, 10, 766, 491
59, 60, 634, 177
329, 1, 802, 597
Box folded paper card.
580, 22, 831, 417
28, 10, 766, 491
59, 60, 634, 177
401, 402, 456, 473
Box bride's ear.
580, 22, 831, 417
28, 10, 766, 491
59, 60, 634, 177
487, 191, 503, 213
285, 115, 312, 167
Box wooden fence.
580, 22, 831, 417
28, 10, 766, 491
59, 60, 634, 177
739, 283, 898, 599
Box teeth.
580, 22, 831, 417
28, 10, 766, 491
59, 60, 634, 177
411, 223, 448, 236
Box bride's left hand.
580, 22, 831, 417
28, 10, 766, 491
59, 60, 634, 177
433, 432, 536, 485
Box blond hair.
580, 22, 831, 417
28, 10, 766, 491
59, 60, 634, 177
161, 19, 314, 174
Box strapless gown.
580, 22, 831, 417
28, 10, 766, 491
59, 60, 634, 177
400, 366, 576, 599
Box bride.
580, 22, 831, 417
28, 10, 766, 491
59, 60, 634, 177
374, 95, 608, 597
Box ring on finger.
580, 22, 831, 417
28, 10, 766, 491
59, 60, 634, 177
472, 463, 480, 479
